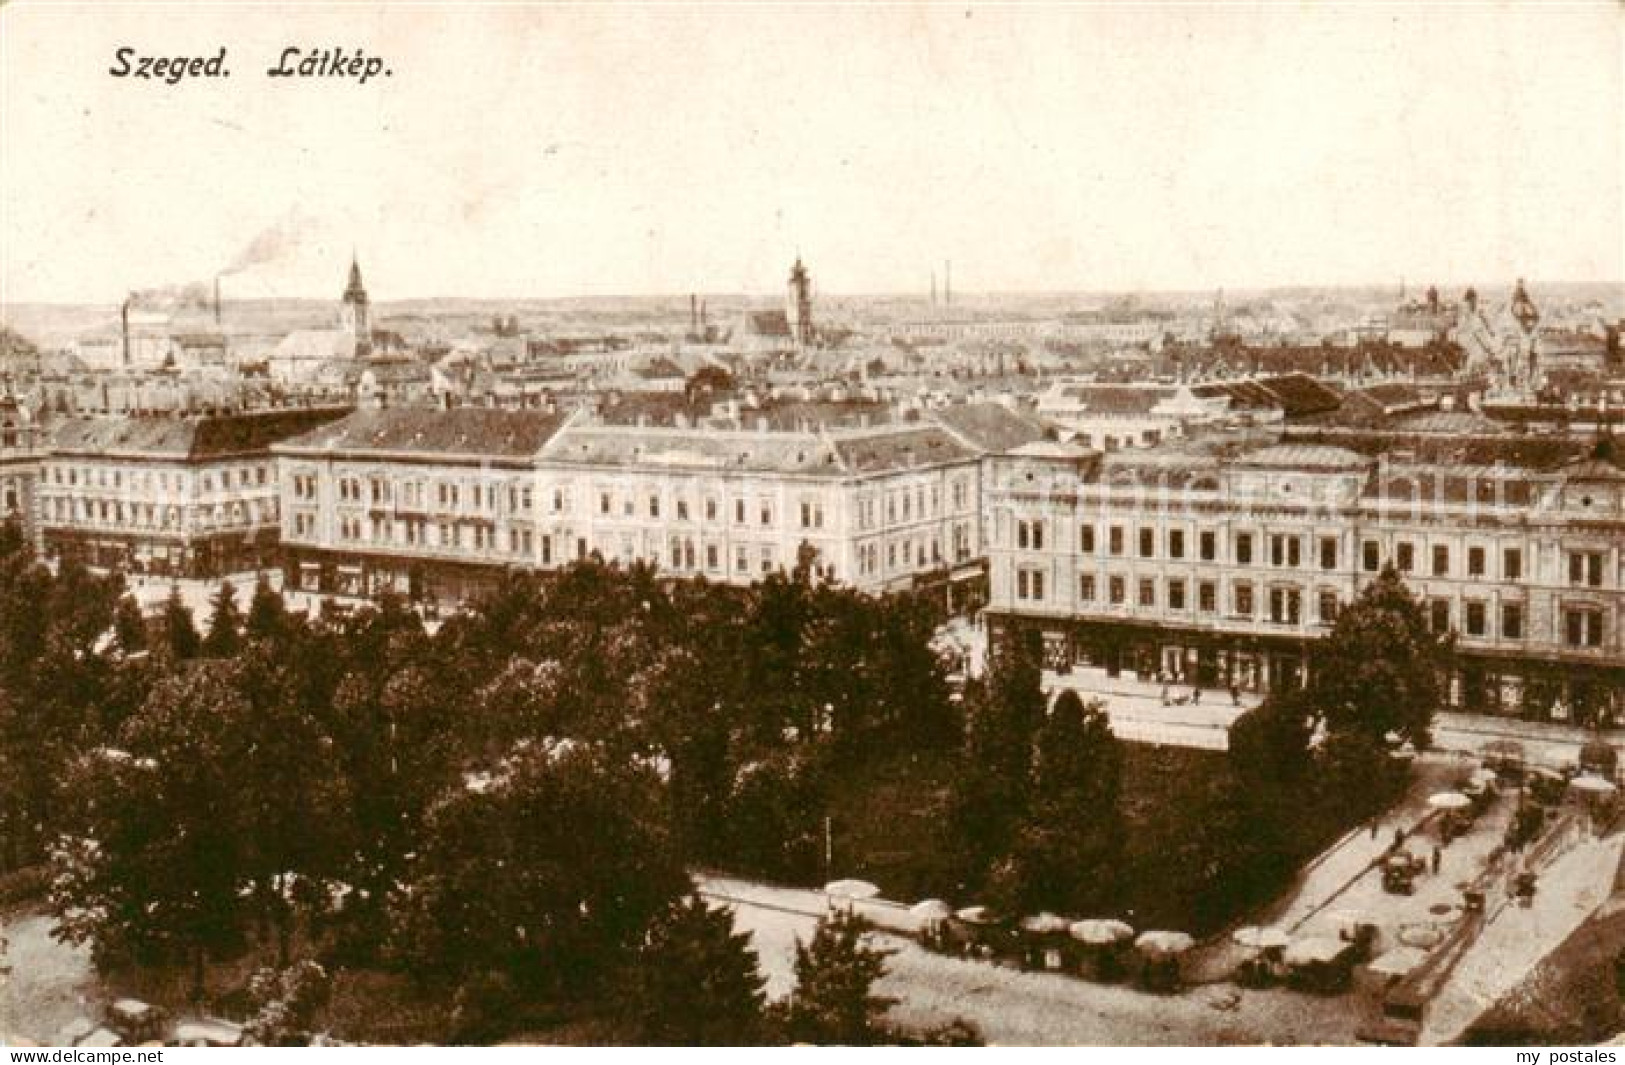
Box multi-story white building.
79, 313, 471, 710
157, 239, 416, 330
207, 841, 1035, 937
532, 420, 984, 595
984, 440, 1625, 725
37, 407, 348, 577
274, 407, 569, 601
273, 405, 1023, 604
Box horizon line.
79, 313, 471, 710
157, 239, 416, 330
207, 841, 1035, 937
7, 278, 1625, 311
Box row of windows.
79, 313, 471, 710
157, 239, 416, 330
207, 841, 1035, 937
1372, 542, 1609, 587
1021, 522, 1344, 570
1011, 564, 1605, 648
334, 516, 506, 553
49, 464, 269, 493
302, 511, 838, 584
1014, 521, 1611, 590
590, 491, 837, 531
854, 479, 971, 533
1371, 541, 1525, 580
42, 496, 271, 529
858, 535, 946, 578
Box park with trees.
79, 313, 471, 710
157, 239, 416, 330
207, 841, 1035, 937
0, 515, 1452, 1043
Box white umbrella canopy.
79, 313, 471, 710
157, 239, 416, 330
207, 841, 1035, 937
824, 878, 881, 900
1284, 935, 1348, 967
1019, 911, 1072, 935
1570, 774, 1618, 796
1233, 925, 1291, 950
1398, 925, 1444, 949
1070, 918, 1134, 945
909, 899, 953, 922
1135, 930, 1195, 956
1428, 791, 1472, 811
955, 905, 1000, 926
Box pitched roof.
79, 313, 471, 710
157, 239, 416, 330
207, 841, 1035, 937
1053, 384, 1176, 414
1254, 373, 1344, 417
1236, 444, 1372, 472
744, 310, 791, 337
51, 408, 351, 460
934, 402, 1048, 453
1190, 379, 1282, 411
544, 425, 838, 475
542, 422, 976, 477
276, 407, 567, 461
1364, 463, 1538, 505
1358, 382, 1431, 410
830, 426, 976, 473
1559, 457, 1625, 483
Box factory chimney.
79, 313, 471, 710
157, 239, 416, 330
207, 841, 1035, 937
690, 294, 698, 335
214, 276, 222, 326
944, 260, 952, 307
121, 296, 132, 367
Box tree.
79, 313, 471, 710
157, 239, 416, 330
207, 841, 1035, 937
202, 579, 243, 658
721, 750, 824, 883
1002, 692, 1124, 916
626, 895, 767, 1045
945, 627, 1046, 894
159, 585, 200, 661
112, 595, 148, 655
389, 741, 688, 1003
1228, 687, 1313, 790
784, 908, 895, 1045
245, 574, 291, 644
1149, 771, 1296, 933
1304, 566, 1450, 748
229, 645, 355, 966
50, 665, 254, 996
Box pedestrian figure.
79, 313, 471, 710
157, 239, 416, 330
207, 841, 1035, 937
1393, 827, 1406, 851
1192, 686, 1202, 705
1230, 683, 1241, 706
1370, 820, 1379, 841
1161, 684, 1170, 706
1431, 845, 1442, 875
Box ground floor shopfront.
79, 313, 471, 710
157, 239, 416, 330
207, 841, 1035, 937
987, 612, 1625, 727
44, 526, 279, 579
281, 545, 516, 609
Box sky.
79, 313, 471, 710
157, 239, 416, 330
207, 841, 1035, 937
1, 2, 1621, 303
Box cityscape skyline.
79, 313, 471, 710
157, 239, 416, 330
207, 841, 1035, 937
2, 3, 1621, 303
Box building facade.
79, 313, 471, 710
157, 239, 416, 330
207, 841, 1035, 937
983, 441, 1625, 725
532, 421, 984, 595
37, 408, 349, 577
274, 407, 568, 602
273, 407, 992, 604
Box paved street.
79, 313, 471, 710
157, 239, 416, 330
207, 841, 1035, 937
699, 875, 1361, 1046
1422, 829, 1625, 1045
0, 912, 100, 1045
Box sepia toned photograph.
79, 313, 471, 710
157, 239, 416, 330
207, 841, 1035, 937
0, 0, 1622, 1049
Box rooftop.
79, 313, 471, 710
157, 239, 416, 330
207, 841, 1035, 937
51, 407, 351, 461
275, 407, 568, 460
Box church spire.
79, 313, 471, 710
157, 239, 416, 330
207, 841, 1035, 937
340, 254, 371, 355
344, 253, 367, 302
